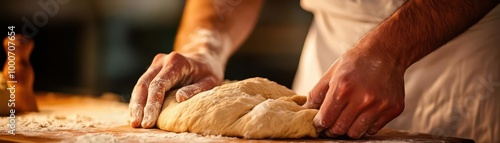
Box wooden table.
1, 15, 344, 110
0, 92, 474, 143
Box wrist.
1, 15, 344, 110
350, 31, 409, 75
175, 28, 232, 80
176, 28, 232, 62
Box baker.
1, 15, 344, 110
128, 0, 499, 142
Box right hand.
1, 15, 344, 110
129, 51, 223, 128
303, 50, 405, 138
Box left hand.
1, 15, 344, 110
303, 49, 406, 139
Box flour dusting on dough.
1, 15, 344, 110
157, 77, 318, 139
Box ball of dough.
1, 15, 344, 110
157, 77, 318, 139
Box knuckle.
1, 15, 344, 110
308, 87, 325, 98
361, 94, 376, 105
347, 120, 369, 138
378, 99, 390, 111
149, 78, 169, 93
330, 87, 345, 103
167, 51, 187, 62
313, 114, 331, 130
328, 127, 345, 136
130, 103, 142, 109
164, 52, 193, 71
135, 79, 149, 89
392, 102, 405, 115
331, 95, 344, 104
314, 119, 328, 129
150, 78, 166, 87
169, 51, 181, 57
331, 122, 348, 135
385, 102, 404, 118
153, 53, 167, 62
335, 76, 352, 92
331, 83, 351, 103
306, 92, 325, 108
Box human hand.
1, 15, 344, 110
303, 49, 405, 139
129, 51, 223, 128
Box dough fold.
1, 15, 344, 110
157, 77, 318, 139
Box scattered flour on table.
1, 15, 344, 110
71, 134, 118, 143
0, 92, 129, 134
64, 132, 236, 143
0, 92, 238, 142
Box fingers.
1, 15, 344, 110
139, 52, 199, 128
129, 52, 222, 128
367, 116, 389, 135
367, 104, 404, 135
141, 69, 178, 128
323, 102, 360, 138
312, 85, 346, 134
346, 110, 379, 139
129, 58, 164, 127
319, 100, 402, 138
141, 65, 185, 128
327, 92, 380, 139
304, 78, 330, 109
176, 76, 219, 102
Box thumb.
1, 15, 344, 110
175, 76, 219, 102
303, 79, 329, 109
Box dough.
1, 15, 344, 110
157, 77, 319, 139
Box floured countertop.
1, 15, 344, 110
0, 92, 473, 143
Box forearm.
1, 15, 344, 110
174, 0, 263, 65
354, 0, 498, 71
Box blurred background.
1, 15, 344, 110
0, 0, 312, 101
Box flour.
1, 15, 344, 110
16, 114, 96, 132
0, 92, 240, 142
63, 132, 236, 143
157, 77, 319, 139
71, 134, 118, 143
178, 27, 232, 80
0, 92, 129, 135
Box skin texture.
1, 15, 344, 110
129, 0, 263, 128
129, 0, 499, 138
304, 0, 499, 139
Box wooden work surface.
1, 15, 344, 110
0, 92, 474, 143
0, 126, 475, 143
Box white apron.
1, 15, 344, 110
293, 1, 500, 142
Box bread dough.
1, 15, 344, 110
157, 77, 319, 139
